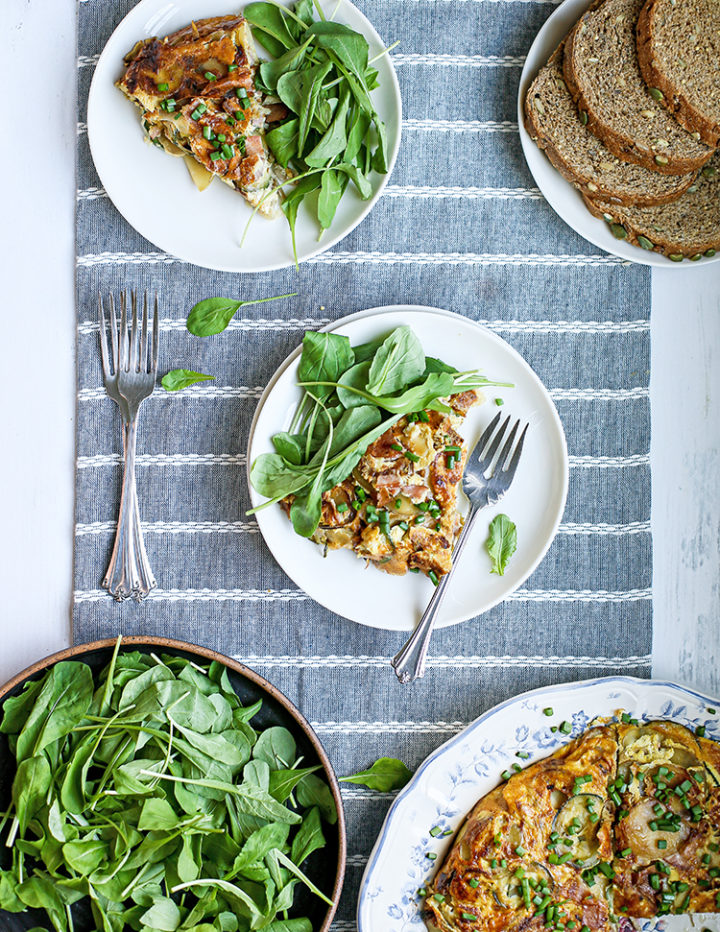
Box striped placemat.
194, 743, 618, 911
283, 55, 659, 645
75, 0, 651, 927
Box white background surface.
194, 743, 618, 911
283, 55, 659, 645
1, 1, 719, 697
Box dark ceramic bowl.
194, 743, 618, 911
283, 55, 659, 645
0, 637, 346, 932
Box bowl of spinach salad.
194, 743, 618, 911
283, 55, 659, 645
0, 636, 345, 932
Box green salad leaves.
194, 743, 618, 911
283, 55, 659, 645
0, 641, 411, 932
249, 325, 512, 537
243, 0, 394, 260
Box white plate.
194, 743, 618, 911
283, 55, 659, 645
87, 0, 401, 273
357, 676, 720, 932
247, 306, 569, 631
517, 0, 720, 270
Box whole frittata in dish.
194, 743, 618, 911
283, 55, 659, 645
426, 721, 720, 930
117, 14, 289, 216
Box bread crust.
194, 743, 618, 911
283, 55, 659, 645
636, 0, 720, 148
584, 190, 720, 259
562, 0, 714, 175
524, 47, 697, 206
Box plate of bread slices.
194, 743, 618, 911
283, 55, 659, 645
519, 0, 720, 267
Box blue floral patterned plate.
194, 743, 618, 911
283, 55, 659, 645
357, 676, 720, 932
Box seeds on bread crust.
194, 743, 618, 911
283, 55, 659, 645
637, 0, 720, 148
584, 152, 720, 259
524, 43, 697, 205
563, 0, 714, 175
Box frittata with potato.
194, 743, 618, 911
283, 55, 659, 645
117, 14, 289, 215
426, 720, 720, 931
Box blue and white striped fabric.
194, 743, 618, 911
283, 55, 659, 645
75, 0, 651, 926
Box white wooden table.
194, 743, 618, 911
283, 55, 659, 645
1, 0, 718, 697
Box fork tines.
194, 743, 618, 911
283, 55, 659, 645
477, 412, 529, 479
98, 291, 159, 377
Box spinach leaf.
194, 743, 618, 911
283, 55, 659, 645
249, 454, 311, 503
265, 920, 313, 932
305, 22, 370, 79
296, 773, 337, 824
371, 118, 389, 173
253, 725, 297, 770
305, 87, 351, 168
276, 61, 333, 156
12, 755, 51, 835
272, 849, 333, 906
297, 331, 354, 400
260, 40, 312, 93
139, 896, 182, 931
16, 661, 94, 762
162, 370, 215, 391
0, 678, 44, 735
230, 822, 291, 875
0, 870, 24, 912
339, 756, 412, 791
272, 432, 307, 466
266, 118, 300, 169
366, 326, 425, 396
269, 765, 321, 803
336, 360, 371, 409
243, 3, 297, 55
290, 806, 325, 865
186, 293, 296, 337
317, 169, 343, 231
344, 110, 371, 163
485, 514, 518, 576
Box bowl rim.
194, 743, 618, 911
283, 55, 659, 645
0, 635, 347, 932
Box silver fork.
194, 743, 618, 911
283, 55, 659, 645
98, 292, 159, 601
391, 412, 529, 684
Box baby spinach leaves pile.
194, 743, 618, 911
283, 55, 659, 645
249, 325, 512, 537
0, 643, 340, 932
243, 0, 392, 258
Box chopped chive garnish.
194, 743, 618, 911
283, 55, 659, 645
191, 108, 203, 120
621, 712, 631, 724
543, 708, 554, 716
157, 82, 169, 91
209, 151, 222, 160
657, 839, 667, 850
501, 770, 513, 781
204, 71, 216, 80
495, 398, 504, 406
516, 751, 530, 759
395, 498, 402, 508
404, 450, 421, 463
515, 845, 526, 857
216, 133, 227, 143
620, 848, 632, 857
414, 515, 425, 525
428, 570, 439, 587
461, 914, 477, 922
390, 443, 403, 452
336, 503, 349, 513
432, 893, 445, 902
221, 144, 233, 159
203, 125, 213, 140
426, 852, 437, 860
228, 64, 238, 72
429, 826, 442, 837
469, 877, 480, 888
697, 725, 706, 737
559, 721, 572, 735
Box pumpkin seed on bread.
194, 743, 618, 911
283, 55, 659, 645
637, 0, 720, 148
525, 43, 697, 205
584, 153, 720, 260
563, 0, 714, 174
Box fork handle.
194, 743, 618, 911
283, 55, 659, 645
391, 506, 483, 683
103, 416, 156, 601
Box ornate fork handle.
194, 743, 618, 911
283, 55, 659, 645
391, 507, 484, 683
103, 414, 156, 601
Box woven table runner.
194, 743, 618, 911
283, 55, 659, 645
76, 0, 652, 927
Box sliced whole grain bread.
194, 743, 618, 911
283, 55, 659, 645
637, 0, 720, 148
525, 43, 697, 205
563, 0, 714, 174
584, 153, 720, 259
